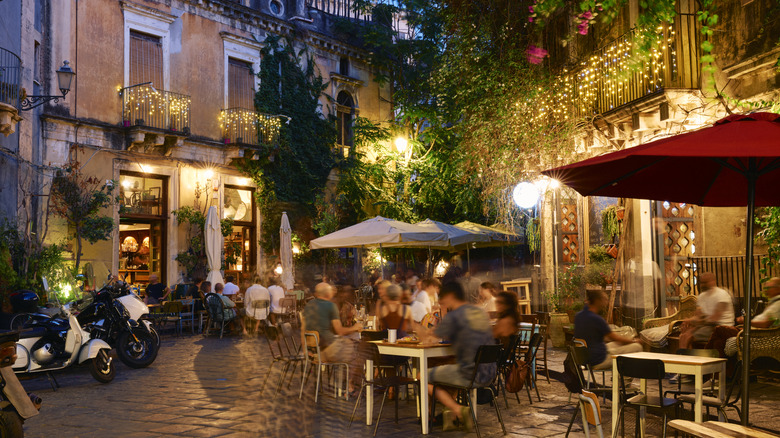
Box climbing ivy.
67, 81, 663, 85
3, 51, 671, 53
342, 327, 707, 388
238, 35, 338, 253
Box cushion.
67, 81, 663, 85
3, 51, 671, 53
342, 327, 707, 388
640, 325, 670, 349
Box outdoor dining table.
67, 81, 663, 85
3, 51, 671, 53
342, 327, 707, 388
667, 420, 778, 438
611, 351, 727, 438
365, 340, 477, 435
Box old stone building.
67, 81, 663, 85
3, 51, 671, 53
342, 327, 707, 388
1, 0, 393, 289
538, 0, 780, 325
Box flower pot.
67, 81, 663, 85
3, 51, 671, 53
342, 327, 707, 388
549, 312, 569, 348
606, 244, 618, 258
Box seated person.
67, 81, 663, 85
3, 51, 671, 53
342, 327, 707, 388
412, 278, 440, 325
678, 272, 735, 350
493, 292, 520, 346
267, 277, 286, 324
302, 282, 363, 395
243, 276, 270, 332
378, 284, 413, 338
421, 282, 496, 430
214, 282, 247, 335
144, 273, 170, 305
478, 282, 498, 313
222, 275, 240, 297
574, 289, 642, 370
721, 276, 780, 357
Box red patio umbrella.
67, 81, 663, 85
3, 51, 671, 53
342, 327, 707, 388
542, 112, 780, 426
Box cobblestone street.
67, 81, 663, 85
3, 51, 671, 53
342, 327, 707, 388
18, 334, 780, 438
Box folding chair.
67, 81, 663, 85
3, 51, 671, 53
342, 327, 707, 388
298, 331, 350, 403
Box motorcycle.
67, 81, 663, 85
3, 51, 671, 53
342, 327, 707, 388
75, 279, 159, 369
12, 279, 115, 384
0, 330, 41, 437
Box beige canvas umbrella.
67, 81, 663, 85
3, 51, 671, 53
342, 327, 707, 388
205, 205, 224, 287
280, 212, 295, 291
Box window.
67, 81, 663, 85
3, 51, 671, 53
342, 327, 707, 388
227, 58, 255, 110
339, 57, 349, 76
336, 91, 355, 150
223, 186, 256, 280
129, 31, 163, 86
119, 172, 168, 285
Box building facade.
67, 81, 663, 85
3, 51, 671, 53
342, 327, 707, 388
2, 0, 393, 289
538, 0, 780, 325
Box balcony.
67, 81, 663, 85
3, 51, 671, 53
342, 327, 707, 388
0, 47, 22, 136
537, 14, 700, 122
220, 107, 287, 149
120, 83, 190, 152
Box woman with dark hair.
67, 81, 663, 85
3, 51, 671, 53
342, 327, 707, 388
493, 291, 520, 342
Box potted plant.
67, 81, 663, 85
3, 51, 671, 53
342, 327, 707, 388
584, 246, 615, 289
602, 205, 621, 243
546, 264, 584, 347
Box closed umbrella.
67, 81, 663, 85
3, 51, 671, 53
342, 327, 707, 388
280, 212, 295, 291
542, 112, 780, 425
205, 205, 224, 287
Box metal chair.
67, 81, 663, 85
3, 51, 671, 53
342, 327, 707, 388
578, 390, 606, 438
615, 356, 681, 438
298, 331, 350, 403
203, 293, 232, 339
431, 344, 506, 438
535, 311, 551, 383
572, 338, 610, 395
496, 334, 523, 408
677, 360, 743, 423
566, 345, 612, 437
260, 324, 291, 395
159, 300, 183, 335
349, 342, 420, 436
278, 297, 297, 325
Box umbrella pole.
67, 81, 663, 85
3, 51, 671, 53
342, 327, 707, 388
427, 246, 432, 277
467, 246, 470, 271
741, 169, 756, 426
501, 245, 505, 279
380, 243, 384, 280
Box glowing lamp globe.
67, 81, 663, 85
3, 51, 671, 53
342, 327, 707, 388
513, 182, 540, 209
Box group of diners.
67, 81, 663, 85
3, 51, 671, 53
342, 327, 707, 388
301, 274, 528, 431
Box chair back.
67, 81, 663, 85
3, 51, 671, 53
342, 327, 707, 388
519, 314, 538, 324
252, 299, 270, 311
467, 344, 502, 386
304, 331, 322, 363
523, 332, 544, 362
581, 390, 602, 425
162, 301, 182, 313
264, 324, 284, 360
280, 297, 297, 314
280, 322, 300, 356
499, 334, 521, 367
566, 345, 589, 390
573, 337, 588, 347
616, 356, 666, 399
204, 293, 225, 321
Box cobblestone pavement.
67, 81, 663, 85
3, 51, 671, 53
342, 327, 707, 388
18, 333, 780, 438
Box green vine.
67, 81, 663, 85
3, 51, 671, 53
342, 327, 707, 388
172, 207, 234, 280
601, 205, 620, 243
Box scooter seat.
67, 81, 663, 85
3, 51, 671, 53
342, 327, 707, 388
18, 327, 46, 339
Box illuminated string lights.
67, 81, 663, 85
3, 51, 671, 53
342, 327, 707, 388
121, 84, 191, 132
526, 24, 683, 125
219, 108, 286, 146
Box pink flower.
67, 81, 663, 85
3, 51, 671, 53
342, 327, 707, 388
529, 16, 534, 22
581, 10, 593, 20
578, 21, 589, 35
526, 45, 548, 64
529, 5, 534, 13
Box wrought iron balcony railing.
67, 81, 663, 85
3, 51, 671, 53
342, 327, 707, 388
120, 83, 190, 134
0, 47, 22, 110
532, 14, 700, 122
219, 107, 287, 148
307, 0, 371, 21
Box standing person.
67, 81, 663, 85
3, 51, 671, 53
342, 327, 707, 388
574, 289, 643, 370
214, 283, 247, 335
244, 276, 270, 332
267, 277, 286, 324
222, 275, 240, 297
302, 282, 363, 396
678, 272, 735, 350
420, 282, 495, 431
145, 273, 170, 304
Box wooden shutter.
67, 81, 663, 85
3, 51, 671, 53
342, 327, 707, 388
129, 31, 163, 87
228, 58, 255, 109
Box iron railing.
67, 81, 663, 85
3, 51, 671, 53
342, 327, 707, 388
307, 0, 371, 21
686, 255, 775, 300
121, 83, 190, 134
219, 107, 286, 147
565, 14, 700, 117
0, 47, 22, 109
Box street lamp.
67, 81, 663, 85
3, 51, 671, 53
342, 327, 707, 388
513, 182, 540, 209
21, 61, 76, 111
394, 136, 408, 154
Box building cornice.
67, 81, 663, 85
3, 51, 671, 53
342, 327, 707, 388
120, 1, 178, 24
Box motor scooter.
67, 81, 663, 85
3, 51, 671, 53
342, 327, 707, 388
12, 279, 115, 386
0, 330, 40, 437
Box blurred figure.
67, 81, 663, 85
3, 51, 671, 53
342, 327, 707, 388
493, 292, 520, 345
144, 273, 169, 305
244, 276, 270, 332
215, 282, 247, 335
222, 275, 240, 297
477, 282, 497, 313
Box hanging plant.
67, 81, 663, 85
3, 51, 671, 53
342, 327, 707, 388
602, 206, 620, 243
526, 219, 541, 253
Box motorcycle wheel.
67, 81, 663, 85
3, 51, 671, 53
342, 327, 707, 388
0, 409, 23, 438
88, 349, 115, 383
149, 326, 161, 348
116, 328, 158, 368
9, 314, 32, 330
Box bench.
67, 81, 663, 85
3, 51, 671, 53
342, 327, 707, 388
668, 420, 778, 438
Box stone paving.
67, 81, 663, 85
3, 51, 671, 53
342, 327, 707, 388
17, 332, 780, 438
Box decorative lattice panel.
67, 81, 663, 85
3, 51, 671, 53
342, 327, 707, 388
561, 203, 579, 263
661, 201, 695, 297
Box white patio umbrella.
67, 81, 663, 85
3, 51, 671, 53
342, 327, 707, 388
454, 221, 524, 275
280, 212, 295, 291
205, 205, 224, 287
415, 219, 492, 276
309, 216, 449, 278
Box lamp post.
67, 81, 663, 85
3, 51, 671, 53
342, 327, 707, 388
21, 61, 76, 111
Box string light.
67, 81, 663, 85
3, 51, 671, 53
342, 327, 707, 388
525, 25, 679, 125
121, 84, 191, 132
219, 108, 285, 146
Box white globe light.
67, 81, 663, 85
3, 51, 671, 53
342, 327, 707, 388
513, 182, 540, 209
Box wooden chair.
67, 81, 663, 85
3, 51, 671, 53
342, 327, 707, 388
535, 311, 551, 383
578, 390, 606, 438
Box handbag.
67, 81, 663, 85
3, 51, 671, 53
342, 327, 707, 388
505, 358, 529, 393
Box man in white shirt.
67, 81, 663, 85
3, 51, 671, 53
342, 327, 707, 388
222, 275, 240, 297
411, 278, 439, 323
267, 277, 286, 324
679, 272, 735, 349
243, 277, 270, 333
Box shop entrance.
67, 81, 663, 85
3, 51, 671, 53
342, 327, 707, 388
119, 172, 167, 286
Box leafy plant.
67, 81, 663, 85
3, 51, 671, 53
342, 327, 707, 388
584, 246, 615, 288
756, 206, 780, 280
49, 162, 118, 274
544, 264, 584, 313
172, 207, 235, 280
601, 206, 620, 243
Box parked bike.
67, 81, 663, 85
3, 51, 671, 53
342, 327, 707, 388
75, 279, 159, 368
11, 279, 115, 384
0, 330, 41, 437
